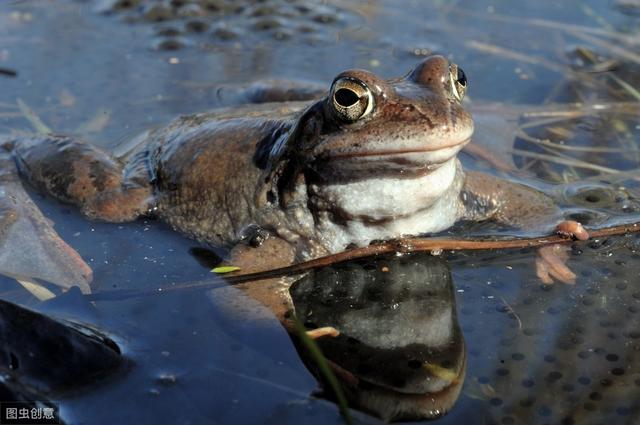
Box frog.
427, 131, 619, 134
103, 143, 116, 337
0, 55, 588, 421
0, 55, 584, 293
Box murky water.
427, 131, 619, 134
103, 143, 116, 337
0, 1, 639, 424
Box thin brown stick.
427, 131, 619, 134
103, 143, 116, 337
471, 101, 639, 118
523, 104, 640, 118
465, 41, 569, 74
451, 9, 639, 46
511, 148, 625, 174
0, 67, 17, 77
498, 296, 522, 331
515, 130, 635, 153
567, 30, 640, 66
85, 222, 640, 302
519, 115, 587, 129
463, 143, 515, 172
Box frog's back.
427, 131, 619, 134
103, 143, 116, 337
146, 103, 305, 245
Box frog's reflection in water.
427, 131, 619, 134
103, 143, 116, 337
288, 254, 465, 421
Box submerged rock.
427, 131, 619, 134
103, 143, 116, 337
0, 299, 125, 395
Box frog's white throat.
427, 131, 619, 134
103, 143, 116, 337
309, 157, 463, 253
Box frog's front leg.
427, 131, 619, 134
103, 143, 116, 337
460, 171, 587, 284
460, 171, 562, 229
210, 234, 298, 325
7, 134, 153, 222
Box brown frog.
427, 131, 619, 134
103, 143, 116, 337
0, 55, 586, 421
1, 55, 581, 290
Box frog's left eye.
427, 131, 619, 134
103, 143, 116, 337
330, 77, 375, 122
448, 63, 467, 102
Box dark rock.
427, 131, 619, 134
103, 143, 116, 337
0, 299, 125, 395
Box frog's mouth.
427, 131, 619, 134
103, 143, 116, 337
318, 137, 471, 177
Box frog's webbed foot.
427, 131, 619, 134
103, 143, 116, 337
0, 156, 92, 293
534, 220, 589, 285
535, 244, 576, 285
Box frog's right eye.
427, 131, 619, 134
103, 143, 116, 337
330, 77, 375, 122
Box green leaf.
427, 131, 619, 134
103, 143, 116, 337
211, 265, 241, 274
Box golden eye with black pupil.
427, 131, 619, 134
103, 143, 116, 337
448, 63, 467, 102
330, 77, 374, 122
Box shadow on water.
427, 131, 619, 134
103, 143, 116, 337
0, 0, 639, 424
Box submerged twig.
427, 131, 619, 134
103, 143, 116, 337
567, 30, 640, 66
0, 67, 17, 77
463, 143, 514, 172
520, 102, 640, 118
519, 115, 587, 129
472, 101, 640, 120
511, 148, 627, 174
606, 73, 640, 101
75, 109, 111, 134
452, 9, 639, 46
515, 129, 635, 153
465, 40, 568, 74
17, 98, 52, 134
498, 296, 523, 331
0, 101, 18, 109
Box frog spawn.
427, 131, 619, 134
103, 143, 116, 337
92, 0, 353, 50
455, 235, 640, 425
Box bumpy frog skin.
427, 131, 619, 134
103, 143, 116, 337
2, 55, 559, 266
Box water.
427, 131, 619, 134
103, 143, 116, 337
0, 1, 639, 424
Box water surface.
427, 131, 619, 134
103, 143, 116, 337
0, 1, 639, 424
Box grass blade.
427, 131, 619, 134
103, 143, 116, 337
17, 98, 52, 134
292, 315, 353, 425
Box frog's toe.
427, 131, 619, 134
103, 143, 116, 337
535, 244, 576, 285
555, 220, 589, 241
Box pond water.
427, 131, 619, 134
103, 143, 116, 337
0, 0, 639, 424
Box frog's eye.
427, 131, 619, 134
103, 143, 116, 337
448, 63, 467, 102
330, 77, 375, 122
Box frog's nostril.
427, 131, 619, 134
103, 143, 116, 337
334, 88, 360, 107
